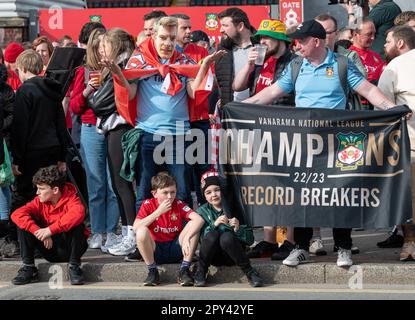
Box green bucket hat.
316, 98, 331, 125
253, 19, 291, 43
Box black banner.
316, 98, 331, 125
219, 102, 412, 228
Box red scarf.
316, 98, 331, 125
114, 38, 212, 126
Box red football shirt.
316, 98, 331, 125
136, 198, 193, 242
255, 56, 278, 94
349, 45, 384, 82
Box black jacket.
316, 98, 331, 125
214, 35, 258, 108
11, 76, 67, 167
0, 64, 15, 148
248, 48, 296, 107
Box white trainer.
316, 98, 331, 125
309, 238, 327, 256
101, 232, 122, 253
283, 249, 310, 267
88, 233, 103, 249
108, 237, 136, 256
337, 248, 353, 267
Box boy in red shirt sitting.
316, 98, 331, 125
133, 172, 204, 286
11, 165, 89, 285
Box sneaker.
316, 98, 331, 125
0, 238, 20, 257
245, 268, 264, 287
377, 234, 404, 248
177, 267, 194, 286
334, 245, 360, 255
143, 268, 160, 286
88, 233, 103, 249
271, 240, 295, 261
68, 264, 84, 285
12, 266, 39, 285
193, 267, 207, 287
337, 248, 353, 267
246, 241, 278, 259
282, 248, 310, 267
101, 232, 122, 253
309, 239, 327, 256
124, 248, 143, 262
400, 241, 415, 261
108, 237, 136, 256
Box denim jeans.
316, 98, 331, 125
135, 132, 191, 211
0, 186, 11, 220
80, 124, 119, 234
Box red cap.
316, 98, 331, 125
4, 42, 25, 63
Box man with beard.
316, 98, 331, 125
215, 7, 256, 107
378, 25, 415, 261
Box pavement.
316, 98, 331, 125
1, 228, 415, 287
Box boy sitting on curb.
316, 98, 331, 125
11, 165, 89, 285
133, 172, 204, 286
193, 171, 264, 287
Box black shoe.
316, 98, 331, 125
177, 267, 194, 286
245, 268, 264, 288
124, 248, 143, 262
333, 245, 360, 255
12, 266, 39, 285
193, 267, 207, 287
247, 241, 278, 259
143, 268, 160, 286
377, 234, 404, 248
271, 240, 295, 261
68, 264, 84, 285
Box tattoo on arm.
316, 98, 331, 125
379, 100, 392, 110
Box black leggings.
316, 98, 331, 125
198, 230, 251, 273
107, 125, 136, 226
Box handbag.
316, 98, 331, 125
0, 142, 14, 187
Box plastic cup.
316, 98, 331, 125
254, 44, 267, 66
89, 70, 102, 86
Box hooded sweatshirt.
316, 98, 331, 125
11, 183, 89, 238
11, 76, 67, 167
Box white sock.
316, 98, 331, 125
127, 225, 135, 241
122, 225, 128, 237
397, 226, 404, 236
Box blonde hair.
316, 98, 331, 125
153, 16, 178, 34
16, 49, 43, 75
102, 28, 135, 61
86, 28, 106, 70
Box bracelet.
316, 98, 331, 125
348, 13, 355, 16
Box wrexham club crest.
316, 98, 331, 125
206, 14, 219, 31
90, 15, 102, 23
336, 132, 367, 171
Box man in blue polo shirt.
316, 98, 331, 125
244, 19, 394, 111
244, 19, 396, 268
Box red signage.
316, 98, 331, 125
39, 6, 270, 46
279, 0, 303, 29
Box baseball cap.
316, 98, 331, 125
253, 19, 291, 43
288, 20, 326, 40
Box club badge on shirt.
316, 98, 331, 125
326, 66, 334, 77
170, 213, 178, 221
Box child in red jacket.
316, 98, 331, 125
11, 165, 89, 285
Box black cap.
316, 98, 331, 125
289, 20, 326, 40
190, 30, 210, 43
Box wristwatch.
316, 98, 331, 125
348, 13, 355, 16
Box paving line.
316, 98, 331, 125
57, 284, 415, 294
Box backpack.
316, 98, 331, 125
290, 54, 363, 111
